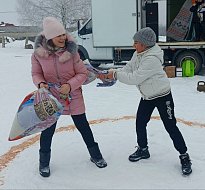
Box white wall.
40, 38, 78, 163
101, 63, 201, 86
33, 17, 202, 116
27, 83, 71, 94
156, 0, 167, 35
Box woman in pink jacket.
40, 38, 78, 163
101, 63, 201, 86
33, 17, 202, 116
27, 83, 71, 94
31, 17, 107, 177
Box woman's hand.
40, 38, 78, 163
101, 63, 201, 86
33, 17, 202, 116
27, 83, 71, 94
39, 82, 49, 89
59, 84, 71, 95
97, 70, 114, 80
97, 73, 107, 80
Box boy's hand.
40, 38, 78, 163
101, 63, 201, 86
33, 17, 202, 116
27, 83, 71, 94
106, 70, 114, 79
97, 71, 114, 80
97, 73, 107, 80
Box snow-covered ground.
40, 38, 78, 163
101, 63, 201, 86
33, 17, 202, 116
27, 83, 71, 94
0, 40, 205, 189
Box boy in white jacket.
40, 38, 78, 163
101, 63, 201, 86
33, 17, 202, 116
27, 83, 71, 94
98, 27, 192, 176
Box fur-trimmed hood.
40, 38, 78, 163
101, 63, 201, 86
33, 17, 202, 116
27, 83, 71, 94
34, 33, 78, 63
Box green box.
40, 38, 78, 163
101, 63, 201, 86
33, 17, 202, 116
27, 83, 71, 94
182, 60, 195, 77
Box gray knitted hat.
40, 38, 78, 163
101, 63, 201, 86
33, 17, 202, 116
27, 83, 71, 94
133, 27, 156, 47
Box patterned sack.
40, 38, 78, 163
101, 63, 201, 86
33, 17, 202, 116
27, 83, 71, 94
34, 88, 60, 121
83, 60, 117, 87
9, 88, 63, 141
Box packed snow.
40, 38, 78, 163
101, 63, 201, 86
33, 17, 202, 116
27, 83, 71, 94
0, 40, 205, 189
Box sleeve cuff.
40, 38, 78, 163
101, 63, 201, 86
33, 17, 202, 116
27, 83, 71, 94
113, 71, 117, 80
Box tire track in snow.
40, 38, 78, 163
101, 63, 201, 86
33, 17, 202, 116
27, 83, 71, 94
0, 115, 205, 186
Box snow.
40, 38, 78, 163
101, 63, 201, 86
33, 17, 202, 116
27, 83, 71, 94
0, 40, 205, 189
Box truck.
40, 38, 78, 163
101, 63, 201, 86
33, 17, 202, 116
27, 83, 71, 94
75, 0, 205, 74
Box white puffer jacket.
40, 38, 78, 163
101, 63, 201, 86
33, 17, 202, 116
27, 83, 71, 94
115, 44, 171, 100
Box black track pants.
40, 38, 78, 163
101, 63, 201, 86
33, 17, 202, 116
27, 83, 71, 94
136, 92, 187, 154
40, 113, 97, 153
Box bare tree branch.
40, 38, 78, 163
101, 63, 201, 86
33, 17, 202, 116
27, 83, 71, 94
16, 0, 91, 29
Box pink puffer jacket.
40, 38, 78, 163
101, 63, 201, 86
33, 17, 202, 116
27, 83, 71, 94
31, 51, 88, 115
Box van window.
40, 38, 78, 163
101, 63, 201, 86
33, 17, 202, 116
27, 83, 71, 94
79, 20, 92, 35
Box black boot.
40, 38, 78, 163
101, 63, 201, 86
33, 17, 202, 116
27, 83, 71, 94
179, 153, 192, 175
88, 144, 107, 168
129, 146, 150, 162
39, 151, 51, 177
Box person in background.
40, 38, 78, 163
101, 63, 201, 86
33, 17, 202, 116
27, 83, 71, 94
198, 1, 205, 40
31, 17, 107, 177
188, 0, 203, 41
98, 27, 192, 176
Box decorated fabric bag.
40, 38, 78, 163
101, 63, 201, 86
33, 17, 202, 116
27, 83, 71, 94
83, 60, 117, 87
34, 88, 60, 120
9, 88, 63, 141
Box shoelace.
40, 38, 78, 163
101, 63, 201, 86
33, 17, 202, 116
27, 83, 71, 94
181, 157, 191, 166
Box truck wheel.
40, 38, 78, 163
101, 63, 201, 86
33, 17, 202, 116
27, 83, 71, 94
79, 51, 86, 61
174, 51, 202, 75
90, 62, 101, 68
78, 51, 100, 68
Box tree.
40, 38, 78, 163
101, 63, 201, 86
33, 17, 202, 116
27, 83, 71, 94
16, 0, 91, 29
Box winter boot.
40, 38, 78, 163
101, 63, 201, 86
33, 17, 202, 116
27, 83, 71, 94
88, 143, 107, 168
39, 151, 51, 177
179, 153, 192, 175
129, 146, 150, 162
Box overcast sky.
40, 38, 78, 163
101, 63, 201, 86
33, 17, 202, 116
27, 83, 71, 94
0, 0, 19, 25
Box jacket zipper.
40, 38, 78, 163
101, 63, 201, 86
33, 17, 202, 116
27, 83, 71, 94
53, 55, 71, 113
53, 56, 60, 84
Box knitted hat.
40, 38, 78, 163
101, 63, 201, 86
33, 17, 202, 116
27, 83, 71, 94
43, 17, 66, 40
133, 27, 156, 47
